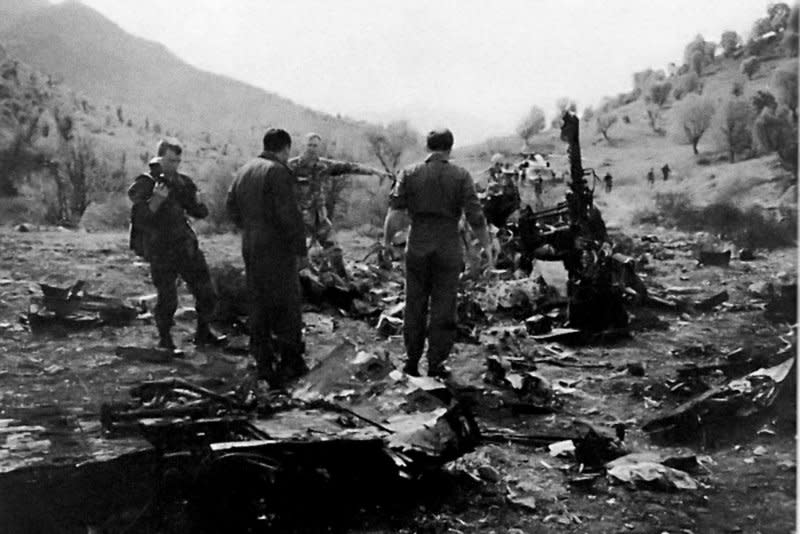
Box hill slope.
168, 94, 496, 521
0, 1, 375, 158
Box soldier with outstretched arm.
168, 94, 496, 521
289, 132, 387, 279
127, 138, 226, 352
384, 128, 495, 378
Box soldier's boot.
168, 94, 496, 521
157, 326, 176, 350
278, 340, 309, 384
402, 355, 421, 377
194, 322, 227, 347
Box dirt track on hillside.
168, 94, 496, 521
0, 223, 795, 533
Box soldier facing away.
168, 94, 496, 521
383, 129, 495, 379
647, 167, 655, 186
127, 138, 226, 352
227, 129, 308, 388
661, 163, 671, 181
288, 133, 385, 279
603, 172, 613, 193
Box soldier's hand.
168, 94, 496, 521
152, 182, 169, 200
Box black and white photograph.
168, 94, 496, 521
0, 0, 797, 532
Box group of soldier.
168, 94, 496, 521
128, 128, 494, 389
647, 164, 671, 186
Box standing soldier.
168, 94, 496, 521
661, 163, 671, 182
227, 129, 308, 388
383, 129, 495, 379
603, 172, 613, 193
127, 138, 225, 352
647, 167, 655, 187
289, 133, 385, 279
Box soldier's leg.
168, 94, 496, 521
269, 255, 307, 382
425, 245, 463, 375
403, 249, 431, 375
178, 240, 224, 345
149, 255, 179, 348
246, 262, 278, 383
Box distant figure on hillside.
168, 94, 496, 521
661, 163, 671, 182
603, 172, 613, 193
647, 168, 655, 187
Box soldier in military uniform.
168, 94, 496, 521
127, 138, 225, 351
383, 129, 494, 378
288, 133, 385, 278
227, 129, 307, 387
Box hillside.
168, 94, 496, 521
0, 0, 377, 160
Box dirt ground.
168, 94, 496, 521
0, 208, 796, 533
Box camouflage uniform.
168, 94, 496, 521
227, 152, 307, 384
127, 170, 216, 342
389, 152, 487, 374
288, 155, 374, 276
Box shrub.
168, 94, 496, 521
199, 158, 240, 232
721, 30, 743, 57
79, 193, 130, 230
673, 72, 702, 100
595, 113, 618, 143
771, 62, 798, 115
717, 98, 755, 162
752, 90, 778, 113
740, 56, 760, 79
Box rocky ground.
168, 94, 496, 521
0, 223, 796, 534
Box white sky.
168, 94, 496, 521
60, 0, 770, 143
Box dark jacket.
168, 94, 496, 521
127, 171, 207, 259
227, 152, 306, 257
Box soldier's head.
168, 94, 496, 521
304, 133, 322, 158
490, 153, 504, 167
426, 129, 454, 154
156, 137, 182, 174
262, 128, 292, 163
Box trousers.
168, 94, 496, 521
403, 224, 463, 370
149, 238, 216, 332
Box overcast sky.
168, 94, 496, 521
62, 0, 770, 143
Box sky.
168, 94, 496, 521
57, 0, 772, 144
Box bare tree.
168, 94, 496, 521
515, 106, 546, 146
674, 94, 715, 154
364, 120, 420, 184
595, 113, 618, 143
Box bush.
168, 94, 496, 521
646, 81, 672, 108
771, 62, 798, 114
752, 90, 778, 113
336, 178, 391, 230
740, 56, 760, 79
721, 30, 742, 57
595, 113, 618, 142
782, 4, 799, 56
648, 192, 797, 249
198, 158, 240, 232
716, 98, 755, 162
79, 193, 130, 230
672, 72, 702, 100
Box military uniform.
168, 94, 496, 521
127, 169, 217, 345
288, 155, 374, 276
389, 152, 487, 375
227, 152, 307, 383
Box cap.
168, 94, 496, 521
148, 156, 162, 166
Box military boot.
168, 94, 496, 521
194, 322, 227, 347
158, 327, 176, 350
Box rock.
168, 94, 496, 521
626, 362, 646, 376
524, 314, 551, 335
739, 249, 755, 261
14, 223, 32, 232
477, 465, 502, 483
747, 281, 773, 298
376, 315, 403, 337
174, 306, 197, 321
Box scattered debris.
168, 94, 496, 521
606, 453, 699, 491
698, 250, 731, 267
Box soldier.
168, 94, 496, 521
661, 163, 671, 181
487, 153, 505, 182
226, 128, 308, 387
127, 138, 225, 352
603, 172, 613, 193
383, 129, 494, 378
647, 168, 655, 187
288, 133, 385, 279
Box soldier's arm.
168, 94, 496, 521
225, 175, 243, 229
461, 171, 493, 265
272, 167, 307, 256
384, 169, 410, 247
322, 158, 381, 177
127, 175, 160, 225
179, 176, 209, 219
